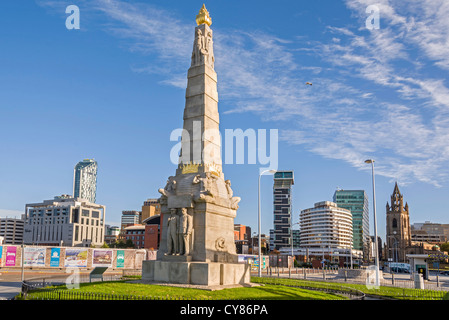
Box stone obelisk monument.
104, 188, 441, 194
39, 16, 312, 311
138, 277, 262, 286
142, 5, 250, 286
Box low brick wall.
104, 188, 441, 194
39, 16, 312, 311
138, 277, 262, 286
0, 245, 155, 270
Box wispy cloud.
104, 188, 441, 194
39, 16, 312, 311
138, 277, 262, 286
37, 0, 449, 187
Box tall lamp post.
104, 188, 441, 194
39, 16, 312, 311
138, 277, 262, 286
365, 159, 380, 286
291, 222, 300, 257
258, 169, 277, 277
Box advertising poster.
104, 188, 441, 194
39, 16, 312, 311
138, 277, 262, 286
24, 247, 46, 267
116, 250, 125, 268
0, 246, 3, 265
64, 248, 88, 267
5, 246, 17, 266
50, 248, 61, 267
92, 249, 112, 267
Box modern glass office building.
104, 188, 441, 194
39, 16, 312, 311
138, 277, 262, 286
333, 189, 369, 260
272, 171, 294, 250
73, 159, 98, 203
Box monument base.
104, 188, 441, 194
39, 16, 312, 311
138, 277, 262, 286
142, 260, 251, 286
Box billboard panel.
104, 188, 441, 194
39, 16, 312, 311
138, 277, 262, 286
64, 248, 88, 267
92, 249, 112, 267
50, 248, 61, 267
116, 250, 125, 268
5, 246, 17, 266
23, 247, 46, 267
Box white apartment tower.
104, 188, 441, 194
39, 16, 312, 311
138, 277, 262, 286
300, 201, 353, 250
73, 159, 98, 203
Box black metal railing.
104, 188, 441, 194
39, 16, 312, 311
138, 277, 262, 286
20, 276, 210, 300
253, 268, 449, 300
22, 285, 204, 300
251, 276, 366, 300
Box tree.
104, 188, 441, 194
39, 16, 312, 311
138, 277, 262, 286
440, 242, 449, 253
125, 239, 135, 248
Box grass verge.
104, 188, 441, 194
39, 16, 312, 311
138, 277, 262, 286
22, 279, 346, 300
252, 277, 447, 300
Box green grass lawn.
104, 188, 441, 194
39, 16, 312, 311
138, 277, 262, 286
24, 280, 346, 300
251, 277, 448, 300
23, 276, 448, 300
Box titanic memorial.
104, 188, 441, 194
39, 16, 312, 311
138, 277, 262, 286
142, 5, 251, 287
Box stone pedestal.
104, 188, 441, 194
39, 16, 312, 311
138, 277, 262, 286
142, 260, 250, 286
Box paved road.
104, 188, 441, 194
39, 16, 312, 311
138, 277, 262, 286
0, 281, 21, 300
0, 270, 67, 299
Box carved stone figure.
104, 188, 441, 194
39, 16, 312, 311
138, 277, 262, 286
205, 31, 214, 68
177, 208, 193, 256
193, 172, 214, 200
165, 208, 178, 255
192, 28, 206, 66
158, 176, 177, 197
191, 26, 215, 68
225, 179, 241, 209
225, 179, 233, 197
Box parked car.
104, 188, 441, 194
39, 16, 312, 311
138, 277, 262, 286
391, 267, 410, 273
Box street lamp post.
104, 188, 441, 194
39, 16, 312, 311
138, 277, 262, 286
258, 169, 276, 277
291, 222, 300, 257
365, 159, 380, 287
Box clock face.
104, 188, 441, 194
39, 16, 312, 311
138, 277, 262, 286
393, 231, 397, 234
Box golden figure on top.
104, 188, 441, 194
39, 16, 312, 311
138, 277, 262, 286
196, 4, 212, 26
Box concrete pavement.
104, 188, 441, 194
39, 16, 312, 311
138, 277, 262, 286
0, 282, 21, 300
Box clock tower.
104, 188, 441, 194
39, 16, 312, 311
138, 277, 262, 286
385, 182, 412, 262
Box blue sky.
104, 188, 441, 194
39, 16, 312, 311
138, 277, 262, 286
1, 0, 449, 243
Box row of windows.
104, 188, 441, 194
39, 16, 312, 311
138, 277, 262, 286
273, 188, 290, 194
28, 217, 69, 225
334, 194, 365, 199
28, 225, 67, 243
126, 235, 144, 240
29, 209, 69, 217
74, 225, 103, 243
126, 230, 145, 235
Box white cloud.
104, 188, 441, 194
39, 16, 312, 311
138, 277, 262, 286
36, 0, 449, 187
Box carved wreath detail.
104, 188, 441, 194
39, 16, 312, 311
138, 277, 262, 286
215, 237, 226, 251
